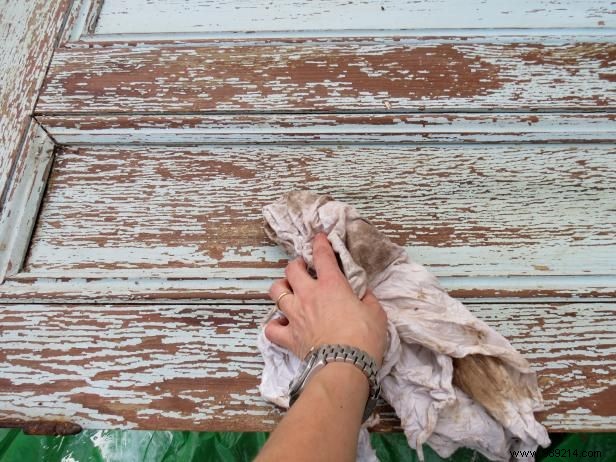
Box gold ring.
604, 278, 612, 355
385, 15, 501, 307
275, 291, 292, 310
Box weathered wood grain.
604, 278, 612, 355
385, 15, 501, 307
83, 0, 105, 36
91, 0, 615, 37
20, 144, 616, 282
0, 302, 613, 432
0, 123, 55, 282
36, 113, 616, 145
4, 0, 614, 437
59, 0, 96, 45
36, 40, 616, 113
1, 275, 615, 304
0, 0, 70, 201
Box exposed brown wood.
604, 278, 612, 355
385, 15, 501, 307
0, 302, 612, 432
0, 419, 83, 436
19, 144, 616, 282
0, 0, 71, 200
36, 40, 615, 114
3, 1, 614, 438
1, 276, 614, 304
24, 421, 83, 436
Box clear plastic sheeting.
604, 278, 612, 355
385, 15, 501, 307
0, 430, 614, 462
0, 430, 266, 462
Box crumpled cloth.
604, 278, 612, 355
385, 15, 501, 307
257, 191, 550, 461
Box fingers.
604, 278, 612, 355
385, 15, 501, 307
312, 233, 344, 281
269, 278, 295, 318
267, 279, 296, 352
264, 317, 293, 350
285, 257, 315, 295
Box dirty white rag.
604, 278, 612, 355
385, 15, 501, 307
257, 191, 550, 461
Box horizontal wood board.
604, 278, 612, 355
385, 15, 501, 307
36, 113, 616, 145
20, 144, 616, 282
0, 302, 613, 432
36, 40, 616, 113
2, 276, 615, 304
91, 0, 615, 36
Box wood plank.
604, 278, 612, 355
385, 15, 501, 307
4, 278, 607, 305
91, 0, 615, 36
20, 144, 616, 283
36, 40, 616, 114
0, 302, 612, 432
0, 122, 55, 282
1, 275, 615, 304
36, 113, 616, 145
0, 0, 71, 200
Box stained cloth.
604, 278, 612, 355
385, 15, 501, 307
257, 191, 550, 461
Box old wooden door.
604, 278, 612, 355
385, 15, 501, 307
0, 0, 614, 433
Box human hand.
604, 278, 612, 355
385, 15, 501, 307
265, 233, 388, 367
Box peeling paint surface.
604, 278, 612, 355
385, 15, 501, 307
21, 144, 616, 278
0, 304, 276, 431
36, 113, 616, 144
0, 303, 613, 431
2, 275, 616, 303
0, 0, 70, 199
92, 1, 615, 36
37, 41, 615, 113
0, 123, 55, 282
1, 0, 614, 435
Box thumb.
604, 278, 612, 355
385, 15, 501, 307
264, 317, 293, 351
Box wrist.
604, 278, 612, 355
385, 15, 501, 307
304, 362, 370, 414
314, 361, 370, 392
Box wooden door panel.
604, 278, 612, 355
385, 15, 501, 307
0, 302, 613, 432
20, 144, 616, 281
1, 0, 614, 436
36, 40, 615, 113
88, 0, 615, 37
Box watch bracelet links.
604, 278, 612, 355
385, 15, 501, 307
314, 344, 379, 387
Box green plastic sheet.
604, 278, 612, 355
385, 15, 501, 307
0, 430, 614, 461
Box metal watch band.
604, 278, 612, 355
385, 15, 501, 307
288, 344, 381, 423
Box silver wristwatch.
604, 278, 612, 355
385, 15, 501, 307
288, 344, 380, 423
